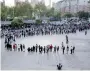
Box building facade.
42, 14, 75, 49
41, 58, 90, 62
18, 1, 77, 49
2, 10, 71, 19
53, 0, 90, 14
88, 0, 90, 12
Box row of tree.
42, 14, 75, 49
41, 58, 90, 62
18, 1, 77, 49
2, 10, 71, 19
1, 1, 90, 21
1, 2, 56, 21
64, 11, 90, 20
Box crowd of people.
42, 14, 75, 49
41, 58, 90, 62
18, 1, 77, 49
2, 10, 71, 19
4, 33, 75, 55
1, 20, 90, 39
5, 41, 76, 55
1, 19, 90, 70
4, 34, 75, 70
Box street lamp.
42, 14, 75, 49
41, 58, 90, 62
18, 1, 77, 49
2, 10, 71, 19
88, 0, 90, 12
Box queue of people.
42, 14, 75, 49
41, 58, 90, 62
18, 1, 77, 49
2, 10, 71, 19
4, 30, 75, 55
1, 20, 90, 39
5, 41, 75, 55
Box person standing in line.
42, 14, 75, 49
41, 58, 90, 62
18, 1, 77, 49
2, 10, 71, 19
57, 46, 59, 52
13, 43, 16, 51
20, 44, 23, 51
61, 42, 64, 48
72, 46, 75, 54
36, 44, 38, 52
18, 44, 20, 52
50, 44, 53, 52
36, 46, 38, 53
27, 47, 30, 52
15, 44, 17, 51
44, 46, 46, 53
23, 44, 25, 52
62, 46, 65, 54
70, 46, 73, 54
66, 45, 69, 54
47, 47, 49, 53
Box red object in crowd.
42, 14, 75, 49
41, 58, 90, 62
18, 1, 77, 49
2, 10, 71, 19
50, 44, 53, 49
13, 44, 16, 49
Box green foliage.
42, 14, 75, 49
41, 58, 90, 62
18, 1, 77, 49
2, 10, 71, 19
32, 17, 35, 20
46, 8, 55, 17
1, 2, 33, 20
14, 2, 33, 18
11, 17, 23, 28
54, 12, 61, 19
64, 13, 73, 18
34, 3, 47, 17
77, 11, 89, 20
1, 5, 8, 21
1, 1, 56, 20
36, 19, 42, 24
34, 4, 55, 18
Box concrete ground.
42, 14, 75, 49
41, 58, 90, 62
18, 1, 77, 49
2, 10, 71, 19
1, 30, 90, 70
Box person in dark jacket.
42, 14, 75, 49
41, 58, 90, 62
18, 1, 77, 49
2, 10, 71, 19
23, 44, 25, 49
20, 44, 23, 51
57, 63, 62, 70
32, 46, 35, 52
62, 46, 65, 54
57, 46, 59, 52
7, 43, 12, 51
44, 46, 46, 53
72, 46, 75, 54
22, 44, 25, 52
70, 48, 73, 54
54, 46, 56, 52
66, 45, 69, 54
27, 47, 30, 52
35, 44, 38, 52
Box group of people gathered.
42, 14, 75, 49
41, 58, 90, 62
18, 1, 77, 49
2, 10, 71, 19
4, 35, 75, 70
1, 20, 90, 39
2, 19, 90, 70
4, 33, 75, 55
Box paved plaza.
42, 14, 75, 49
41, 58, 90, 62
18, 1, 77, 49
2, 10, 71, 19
1, 30, 90, 70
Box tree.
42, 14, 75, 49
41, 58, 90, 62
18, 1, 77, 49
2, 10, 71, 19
1, 1, 33, 20
77, 11, 89, 20
1, 4, 8, 21
46, 7, 55, 17
34, 3, 47, 18
11, 17, 24, 28
54, 12, 61, 20
64, 13, 73, 18
36, 19, 42, 24
14, 2, 33, 19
